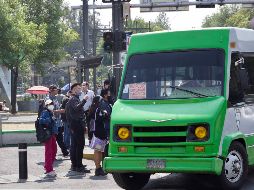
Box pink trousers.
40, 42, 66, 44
44, 135, 57, 173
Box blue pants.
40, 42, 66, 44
63, 122, 71, 149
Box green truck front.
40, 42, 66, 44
104, 29, 235, 189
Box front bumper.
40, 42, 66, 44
103, 156, 223, 175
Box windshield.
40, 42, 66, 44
121, 49, 225, 100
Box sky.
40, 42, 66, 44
64, 0, 220, 30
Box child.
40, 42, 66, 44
39, 99, 58, 177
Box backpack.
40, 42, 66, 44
35, 107, 52, 143
35, 118, 52, 143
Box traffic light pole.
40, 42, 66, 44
112, 2, 124, 97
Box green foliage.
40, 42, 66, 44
21, 0, 79, 67
125, 13, 170, 33
202, 5, 254, 28
152, 12, 171, 31
0, 0, 46, 68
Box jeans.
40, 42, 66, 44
56, 126, 69, 156
63, 121, 71, 149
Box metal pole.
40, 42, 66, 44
72, 1, 254, 9
0, 115, 3, 147
93, 0, 97, 93
68, 66, 71, 90
112, 2, 123, 97
82, 0, 89, 82
19, 143, 28, 180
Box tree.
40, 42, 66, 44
152, 12, 171, 31
21, 0, 79, 73
125, 13, 171, 33
202, 5, 254, 28
0, 0, 46, 113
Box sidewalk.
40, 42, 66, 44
0, 145, 111, 189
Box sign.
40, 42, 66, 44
129, 83, 147, 99
123, 3, 131, 19
140, 0, 189, 12
242, 3, 254, 8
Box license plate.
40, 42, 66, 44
147, 159, 166, 169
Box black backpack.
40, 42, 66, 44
35, 107, 52, 143
35, 119, 52, 143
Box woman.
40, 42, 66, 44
89, 96, 107, 176
39, 99, 58, 177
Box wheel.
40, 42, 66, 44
219, 141, 248, 190
112, 173, 150, 190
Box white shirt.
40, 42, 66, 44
80, 90, 95, 111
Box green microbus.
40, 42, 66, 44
103, 28, 254, 190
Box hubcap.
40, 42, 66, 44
224, 150, 243, 183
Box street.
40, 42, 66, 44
1, 146, 254, 190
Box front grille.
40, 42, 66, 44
133, 126, 187, 143
134, 136, 186, 143
134, 126, 187, 133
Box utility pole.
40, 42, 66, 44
92, 0, 97, 93
112, 2, 124, 97
82, 0, 89, 82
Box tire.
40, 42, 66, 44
112, 173, 150, 190
219, 141, 248, 190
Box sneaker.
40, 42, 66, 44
70, 164, 87, 171
45, 170, 57, 177
95, 167, 107, 176
70, 165, 76, 171
76, 166, 91, 173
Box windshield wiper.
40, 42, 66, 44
169, 85, 209, 98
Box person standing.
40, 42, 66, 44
89, 95, 106, 176
66, 83, 90, 173
61, 90, 72, 150
91, 89, 112, 176
39, 99, 58, 177
80, 81, 95, 143
46, 85, 69, 157
101, 79, 115, 105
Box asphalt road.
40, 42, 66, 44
1, 146, 254, 190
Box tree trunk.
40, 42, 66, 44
11, 67, 18, 114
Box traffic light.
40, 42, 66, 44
196, 0, 215, 8
103, 32, 114, 52
114, 31, 126, 52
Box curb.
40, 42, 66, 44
83, 153, 94, 160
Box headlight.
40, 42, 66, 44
187, 124, 209, 142
114, 125, 132, 142
195, 126, 207, 139
118, 127, 130, 140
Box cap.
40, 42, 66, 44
45, 99, 53, 106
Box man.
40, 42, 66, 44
46, 85, 69, 157
101, 79, 115, 105
66, 83, 90, 173
61, 90, 73, 150
80, 81, 94, 142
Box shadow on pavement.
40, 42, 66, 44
89, 175, 109, 180
143, 173, 218, 190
